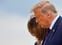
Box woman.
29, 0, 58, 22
27, 17, 48, 45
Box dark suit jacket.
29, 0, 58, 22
42, 16, 62, 45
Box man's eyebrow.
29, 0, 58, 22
41, 8, 47, 13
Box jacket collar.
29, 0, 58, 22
49, 15, 60, 30
52, 16, 62, 30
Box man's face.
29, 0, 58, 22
33, 3, 50, 28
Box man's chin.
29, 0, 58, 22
40, 25, 49, 29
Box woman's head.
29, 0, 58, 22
27, 17, 48, 41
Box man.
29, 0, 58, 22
27, 17, 48, 45
32, 1, 62, 45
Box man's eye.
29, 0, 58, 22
41, 9, 47, 13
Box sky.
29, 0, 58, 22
0, 0, 62, 45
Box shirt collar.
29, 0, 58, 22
49, 15, 60, 30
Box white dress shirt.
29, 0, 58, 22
49, 15, 60, 30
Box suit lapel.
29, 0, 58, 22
42, 16, 62, 45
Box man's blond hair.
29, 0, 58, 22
32, 1, 57, 14
42, 3, 57, 13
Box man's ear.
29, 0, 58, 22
47, 11, 51, 18
47, 14, 51, 18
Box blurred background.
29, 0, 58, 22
0, 0, 62, 45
